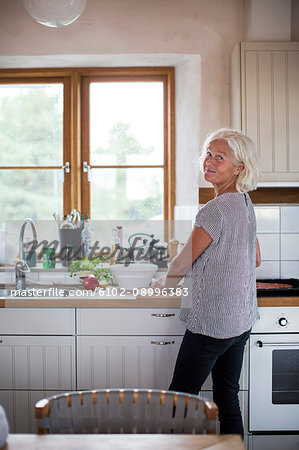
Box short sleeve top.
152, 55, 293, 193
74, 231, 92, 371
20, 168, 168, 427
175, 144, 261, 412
181, 192, 259, 339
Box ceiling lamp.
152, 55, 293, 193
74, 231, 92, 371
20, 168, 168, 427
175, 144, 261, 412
23, 0, 87, 28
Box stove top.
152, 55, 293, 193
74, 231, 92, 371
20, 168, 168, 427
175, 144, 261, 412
256, 278, 299, 297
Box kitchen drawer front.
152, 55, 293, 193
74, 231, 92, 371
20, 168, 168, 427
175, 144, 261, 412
0, 308, 75, 335
77, 308, 186, 335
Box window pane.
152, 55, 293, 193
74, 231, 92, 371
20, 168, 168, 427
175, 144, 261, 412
90, 82, 164, 166
0, 169, 63, 221
0, 84, 63, 166
91, 168, 163, 220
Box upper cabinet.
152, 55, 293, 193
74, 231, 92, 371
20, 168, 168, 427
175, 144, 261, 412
231, 42, 299, 183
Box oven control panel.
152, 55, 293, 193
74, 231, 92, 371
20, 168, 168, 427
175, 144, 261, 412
251, 307, 299, 333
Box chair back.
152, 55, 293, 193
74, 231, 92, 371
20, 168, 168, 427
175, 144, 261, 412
35, 389, 218, 434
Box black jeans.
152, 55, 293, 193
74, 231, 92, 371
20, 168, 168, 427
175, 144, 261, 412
169, 328, 250, 437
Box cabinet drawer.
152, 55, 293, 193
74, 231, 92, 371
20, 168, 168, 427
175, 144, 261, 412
77, 308, 186, 335
0, 308, 75, 335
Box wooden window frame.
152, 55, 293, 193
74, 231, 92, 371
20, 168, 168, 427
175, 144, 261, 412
0, 67, 175, 221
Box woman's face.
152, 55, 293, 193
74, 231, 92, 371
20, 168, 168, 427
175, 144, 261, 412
203, 139, 243, 189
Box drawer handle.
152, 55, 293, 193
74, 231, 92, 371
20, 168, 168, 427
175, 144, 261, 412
0, 339, 2, 343
257, 340, 299, 348
151, 313, 175, 318
151, 340, 175, 345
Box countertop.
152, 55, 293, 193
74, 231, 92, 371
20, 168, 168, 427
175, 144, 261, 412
0, 433, 245, 450
0, 287, 298, 308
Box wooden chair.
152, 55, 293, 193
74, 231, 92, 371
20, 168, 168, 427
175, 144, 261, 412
35, 389, 218, 435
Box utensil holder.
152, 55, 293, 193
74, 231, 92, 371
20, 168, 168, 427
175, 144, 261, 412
59, 228, 82, 266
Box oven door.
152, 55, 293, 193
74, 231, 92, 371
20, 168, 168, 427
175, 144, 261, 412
249, 333, 299, 432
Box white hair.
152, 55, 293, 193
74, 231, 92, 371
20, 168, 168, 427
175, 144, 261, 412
199, 128, 261, 192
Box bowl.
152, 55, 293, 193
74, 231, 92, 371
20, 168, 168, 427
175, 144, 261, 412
110, 263, 158, 290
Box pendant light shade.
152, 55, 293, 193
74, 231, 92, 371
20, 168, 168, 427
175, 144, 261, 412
23, 0, 87, 28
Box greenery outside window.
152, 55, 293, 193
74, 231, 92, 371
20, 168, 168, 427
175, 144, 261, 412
0, 68, 175, 224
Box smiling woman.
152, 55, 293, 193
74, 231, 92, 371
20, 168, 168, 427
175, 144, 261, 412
154, 128, 262, 439
203, 140, 244, 196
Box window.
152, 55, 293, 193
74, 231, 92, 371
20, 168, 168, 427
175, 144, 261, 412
0, 79, 67, 222
0, 68, 175, 223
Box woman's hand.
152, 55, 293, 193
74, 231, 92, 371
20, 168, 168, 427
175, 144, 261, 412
151, 278, 164, 290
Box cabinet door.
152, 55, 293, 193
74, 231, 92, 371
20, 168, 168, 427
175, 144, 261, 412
77, 335, 182, 390
0, 336, 75, 390
0, 390, 60, 434
232, 42, 299, 182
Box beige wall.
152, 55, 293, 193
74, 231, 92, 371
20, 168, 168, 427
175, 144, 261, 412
0, 0, 243, 134
0, 0, 243, 55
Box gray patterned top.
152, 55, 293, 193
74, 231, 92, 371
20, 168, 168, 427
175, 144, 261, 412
181, 192, 259, 339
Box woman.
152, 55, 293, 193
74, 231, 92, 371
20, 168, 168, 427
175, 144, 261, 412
159, 128, 261, 437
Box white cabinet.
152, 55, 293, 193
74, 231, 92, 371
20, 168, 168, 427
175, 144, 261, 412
231, 42, 299, 182
0, 336, 75, 391
1, 306, 250, 435
76, 308, 249, 391
77, 308, 185, 390
0, 390, 59, 434
0, 308, 76, 433
77, 335, 182, 390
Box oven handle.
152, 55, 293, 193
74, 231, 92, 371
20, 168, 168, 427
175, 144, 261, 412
256, 340, 299, 348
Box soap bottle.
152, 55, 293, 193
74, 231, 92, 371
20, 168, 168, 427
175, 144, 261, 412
168, 238, 179, 262
82, 214, 94, 258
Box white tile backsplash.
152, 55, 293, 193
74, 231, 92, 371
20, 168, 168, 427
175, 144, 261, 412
281, 206, 299, 233
257, 234, 280, 261
281, 261, 299, 279
254, 207, 280, 233
175, 203, 299, 280
256, 261, 280, 279
281, 234, 299, 260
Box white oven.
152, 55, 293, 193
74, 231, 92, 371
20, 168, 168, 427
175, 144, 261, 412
249, 307, 299, 432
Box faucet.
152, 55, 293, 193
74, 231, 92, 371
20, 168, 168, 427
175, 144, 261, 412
15, 260, 30, 290
15, 218, 37, 290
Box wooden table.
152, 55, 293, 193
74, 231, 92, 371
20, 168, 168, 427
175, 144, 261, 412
1, 434, 245, 449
